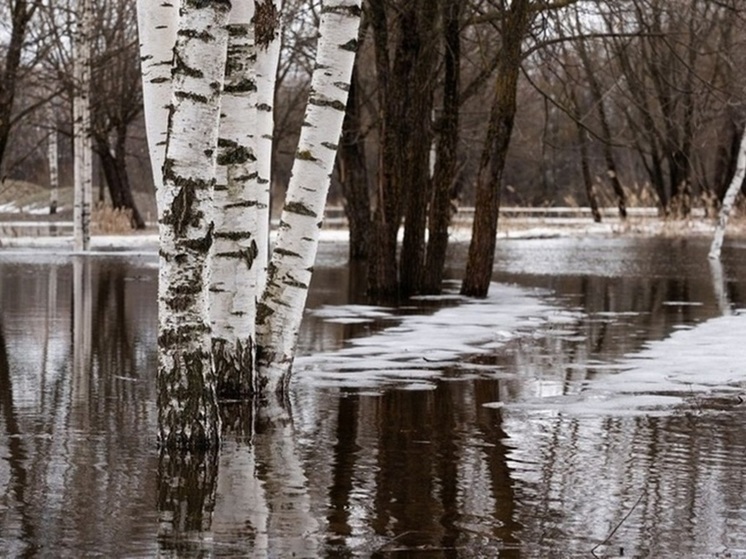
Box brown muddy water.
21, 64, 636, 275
1, 236, 746, 558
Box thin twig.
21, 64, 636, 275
590, 491, 644, 558
372, 531, 415, 554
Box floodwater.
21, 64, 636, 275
1, 236, 746, 558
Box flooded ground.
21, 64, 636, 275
1, 236, 745, 558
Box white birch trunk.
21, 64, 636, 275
136, 0, 178, 215
48, 112, 59, 215
256, 0, 362, 394
709, 128, 746, 260
73, 0, 93, 252
211, 1, 259, 399
252, 0, 284, 289
157, 0, 231, 450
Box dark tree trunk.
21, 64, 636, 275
566, 71, 601, 223
423, 0, 461, 294
368, 0, 402, 299
95, 127, 146, 229
0, 0, 38, 171
574, 25, 626, 220
337, 64, 371, 261
714, 119, 743, 202
399, 0, 439, 297
577, 123, 601, 223
461, 0, 531, 298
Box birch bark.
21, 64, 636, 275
73, 0, 93, 252
136, 0, 178, 214
211, 1, 259, 399
48, 114, 58, 215
709, 127, 746, 260
157, 0, 231, 450
256, 0, 362, 394
252, 0, 284, 289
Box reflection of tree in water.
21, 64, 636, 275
362, 381, 519, 556
0, 320, 37, 555
157, 447, 219, 554
326, 390, 360, 548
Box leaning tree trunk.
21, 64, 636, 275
461, 0, 531, 298
157, 0, 230, 450
136, 0, 178, 215
709, 127, 746, 260
73, 0, 93, 252
211, 1, 259, 399
253, 0, 284, 290
256, 0, 362, 396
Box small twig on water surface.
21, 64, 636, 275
372, 531, 415, 554
590, 491, 644, 558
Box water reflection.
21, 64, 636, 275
0, 237, 745, 557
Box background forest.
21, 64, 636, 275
1, 0, 745, 227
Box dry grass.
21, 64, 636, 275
92, 203, 135, 234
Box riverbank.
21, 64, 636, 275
1, 206, 743, 251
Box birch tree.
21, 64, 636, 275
255, 0, 362, 395
73, 0, 93, 252
47, 109, 58, 214
137, 0, 362, 448
136, 0, 178, 214
709, 126, 746, 260
211, 1, 259, 399
252, 0, 284, 290
157, 0, 231, 450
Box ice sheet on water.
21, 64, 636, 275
296, 282, 561, 388
494, 310, 746, 416
308, 304, 395, 323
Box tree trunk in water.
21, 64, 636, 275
256, 0, 362, 395
461, 1, 531, 298
157, 1, 230, 450
253, 0, 284, 291
399, 0, 439, 297
423, 0, 461, 294
73, 0, 93, 252
136, 0, 178, 216
367, 0, 402, 299
337, 64, 371, 261
709, 127, 746, 260
211, 2, 258, 399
